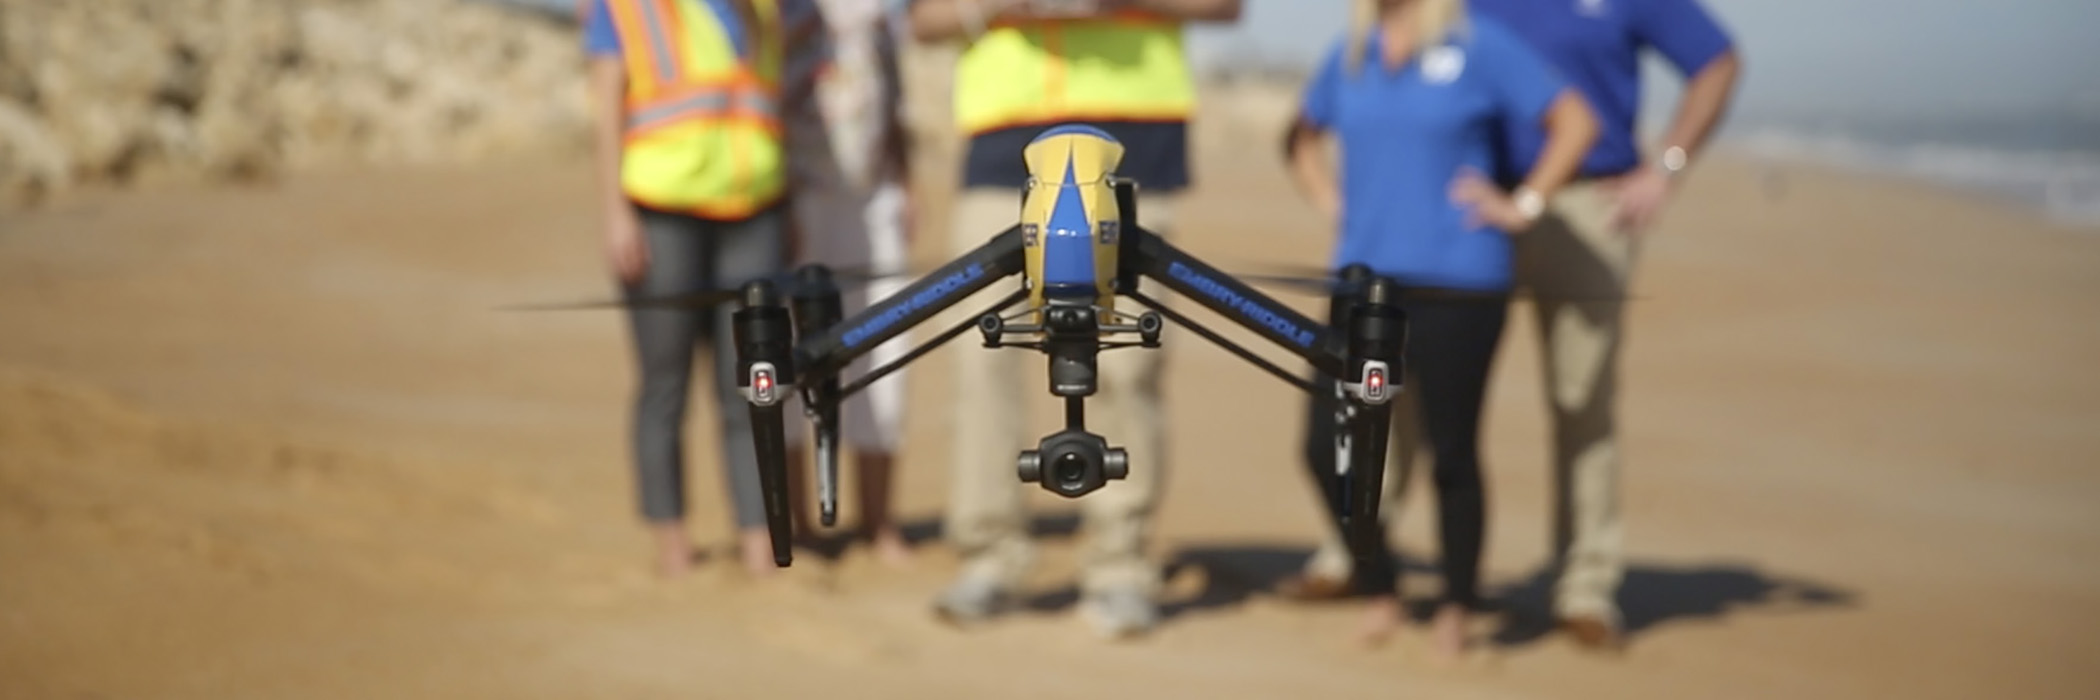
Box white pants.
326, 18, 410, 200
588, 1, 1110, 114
783, 179, 911, 453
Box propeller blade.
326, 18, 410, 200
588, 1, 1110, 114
498, 261, 939, 313
496, 287, 744, 312
1219, 261, 1644, 303
818, 263, 915, 283
1233, 271, 1353, 296
806, 260, 953, 287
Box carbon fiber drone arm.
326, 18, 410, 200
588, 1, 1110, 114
1128, 230, 1349, 378
791, 225, 1028, 386
731, 225, 1028, 567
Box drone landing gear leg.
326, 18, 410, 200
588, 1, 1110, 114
789, 265, 846, 529
1309, 265, 1377, 529
733, 280, 797, 567
1338, 278, 1407, 570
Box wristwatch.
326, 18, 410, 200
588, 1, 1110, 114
1660, 145, 1690, 178
1514, 186, 1546, 223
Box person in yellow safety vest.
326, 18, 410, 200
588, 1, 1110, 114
905, 0, 1242, 640
583, 0, 815, 579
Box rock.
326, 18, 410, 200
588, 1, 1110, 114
0, 0, 590, 207
0, 98, 71, 206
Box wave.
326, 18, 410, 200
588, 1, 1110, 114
1728, 128, 2100, 227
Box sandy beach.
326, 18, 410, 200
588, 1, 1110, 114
3, 103, 2099, 699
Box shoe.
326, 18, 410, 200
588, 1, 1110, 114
1272, 572, 1357, 602
1558, 612, 1626, 652
1081, 587, 1159, 640
932, 570, 1010, 628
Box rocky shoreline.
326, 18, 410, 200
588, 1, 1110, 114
0, 0, 590, 207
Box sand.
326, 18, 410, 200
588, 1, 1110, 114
3, 141, 2098, 699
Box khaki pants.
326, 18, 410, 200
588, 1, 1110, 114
940, 187, 1177, 598
1300, 180, 1635, 621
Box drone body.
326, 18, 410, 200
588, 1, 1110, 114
1021, 124, 1127, 315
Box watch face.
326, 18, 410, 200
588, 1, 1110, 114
1516, 190, 1545, 219
1663, 146, 1688, 172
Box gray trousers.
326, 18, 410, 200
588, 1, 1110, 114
623, 204, 785, 529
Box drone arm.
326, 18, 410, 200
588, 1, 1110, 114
834, 288, 1029, 401
1123, 288, 1319, 394
791, 225, 1028, 386
1128, 228, 1348, 378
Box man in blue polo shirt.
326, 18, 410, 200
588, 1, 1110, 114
1489, 0, 1740, 652
1277, 0, 1740, 652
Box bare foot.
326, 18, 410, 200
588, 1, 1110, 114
740, 528, 779, 579
869, 527, 913, 569
652, 523, 692, 579
1428, 604, 1469, 665
1355, 595, 1404, 648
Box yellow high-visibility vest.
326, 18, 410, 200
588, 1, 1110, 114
605, 0, 786, 220
953, 12, 1196, 137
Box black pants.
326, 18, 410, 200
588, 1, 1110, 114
1302, 296, 1508, 610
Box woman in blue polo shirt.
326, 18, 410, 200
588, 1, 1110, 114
1283, 0, 1598, 660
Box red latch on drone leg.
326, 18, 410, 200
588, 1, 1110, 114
745, 362, 782, 406
1351, 359, 1392, 404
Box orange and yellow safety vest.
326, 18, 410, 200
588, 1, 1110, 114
954, 11, 1196, 136
605, 0, 787, 220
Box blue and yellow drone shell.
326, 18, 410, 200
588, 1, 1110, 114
1020, 124, 1126, 316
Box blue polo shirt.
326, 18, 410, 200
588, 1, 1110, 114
1472, 0, 1734, 179
1301, 14, 1569, 293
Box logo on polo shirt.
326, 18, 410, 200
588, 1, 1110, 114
1421, 46, 1466, 84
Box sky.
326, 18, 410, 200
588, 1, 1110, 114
510, 0, 2100, 128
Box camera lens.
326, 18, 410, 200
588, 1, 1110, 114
1053, 451, 1088, 489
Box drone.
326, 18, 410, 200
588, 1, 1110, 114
514, 123, 1474, 569
706, 123, 1417, 570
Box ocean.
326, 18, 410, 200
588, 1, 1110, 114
1721, 111, 2100, 226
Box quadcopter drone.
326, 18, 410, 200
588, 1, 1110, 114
511, 124, 1637, 569
510, 124, 1442, 568
710, 124, 1413, 568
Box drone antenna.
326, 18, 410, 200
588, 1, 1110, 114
795, 263, 833, 288
743, 278, 779, 307
1362, 274, 1396, 307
